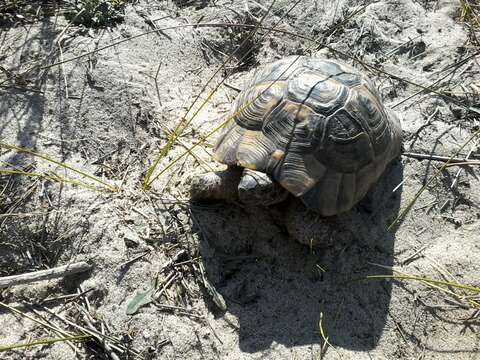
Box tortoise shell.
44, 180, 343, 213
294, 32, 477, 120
214, 56, 402, 216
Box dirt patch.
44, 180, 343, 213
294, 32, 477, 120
1, 0, 479, 359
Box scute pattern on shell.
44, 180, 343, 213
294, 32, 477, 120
214, 56, 402, 216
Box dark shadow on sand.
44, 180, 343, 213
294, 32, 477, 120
190, 159, 403, 352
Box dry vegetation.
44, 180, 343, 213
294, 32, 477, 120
1, 0, 479, 359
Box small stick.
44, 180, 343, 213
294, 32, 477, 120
155, 273, 178, 300
392, 177, 408, 193
0, 302, 73, 338
42, 307, 126, 355
451, 140, 477, 189
401, 244, 429, 265
40, 288, 93, 304
223, 81, 242, 92
402, 152, 478, 164
154, 303, 204, 319
118, 251, 150, 269
173, 257, 201, 267
0, 262, 92, 289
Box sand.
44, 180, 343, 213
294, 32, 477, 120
0, 0, 479, 359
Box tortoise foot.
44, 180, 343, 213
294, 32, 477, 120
190, 167, 242, 202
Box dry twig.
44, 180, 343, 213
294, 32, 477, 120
0, 262, 92, 289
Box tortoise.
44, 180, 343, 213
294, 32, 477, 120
190, 56, 402, 245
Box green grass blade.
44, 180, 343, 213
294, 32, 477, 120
0, 169, 107, 192
0, 335, 91, 352
366, 274, 480, 293
0, 142, 118, 192
318, 312, 333, 348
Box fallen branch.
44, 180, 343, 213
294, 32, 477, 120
0, 262, 92, 289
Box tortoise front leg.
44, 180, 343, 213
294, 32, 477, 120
190, 166, 242, 202
190, 167, 288, 207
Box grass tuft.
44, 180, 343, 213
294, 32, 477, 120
459, 0, 480, 28
0, 0, 56, 25
65, 0, 128, 27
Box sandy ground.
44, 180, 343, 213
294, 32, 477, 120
0, 0, 479, 359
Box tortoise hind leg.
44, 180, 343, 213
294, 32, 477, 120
284, 199, 354, 247
237, 168, 288, 206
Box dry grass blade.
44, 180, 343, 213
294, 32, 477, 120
0, 301, 72, 337
0, 169, 107, 193
316, 310, 344, 359
442, 161, 480, 167
0, 335, 91, 352
401, 152, 477, 163
0, 142, 118, 192
367, 262, 480, 309
388, 129, 480, 230
367, 275, 480, 294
